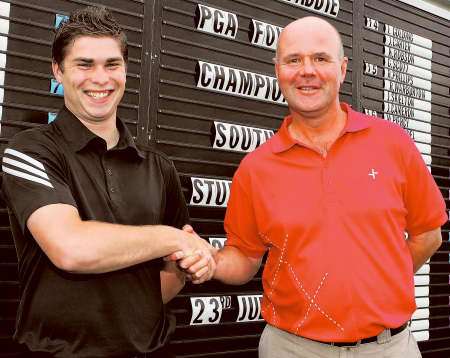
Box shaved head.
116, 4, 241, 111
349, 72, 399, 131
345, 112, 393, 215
276, 17, 344, 62
273, 15, 348, 120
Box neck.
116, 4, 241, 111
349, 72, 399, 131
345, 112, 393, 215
81, 119, 120, 150
288, 102, 347, 155
66, 107, 120, 149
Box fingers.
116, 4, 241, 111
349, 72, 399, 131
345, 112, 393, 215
171, 225, 218, 284
178, 252, 204, 271
192, 258, 216, 284
178, 250, 216, 284
193, 253, 216, 284
164, 250, 185, 261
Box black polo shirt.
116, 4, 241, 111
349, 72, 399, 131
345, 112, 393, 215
1, 106, 189, 357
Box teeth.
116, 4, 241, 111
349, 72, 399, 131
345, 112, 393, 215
86, 91, 109, 99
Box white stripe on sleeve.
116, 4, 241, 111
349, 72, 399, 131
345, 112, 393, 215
4, 148, 45, 170
2, 165, 53, 188
2, 157, 49, 180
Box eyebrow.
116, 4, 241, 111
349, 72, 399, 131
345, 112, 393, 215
313, 52, 332, 58
72, 57, 124, 64
106, 57, 124, 63
278, 52, 334, 63
284, 52, 332, 58
73, 58, 93, 64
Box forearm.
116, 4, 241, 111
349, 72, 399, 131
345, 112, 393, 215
406, 228, 442, 273
62, 221, 183, 273
161, 261, 185, 304
28, 204, 213, 275
213, 246, 262, 285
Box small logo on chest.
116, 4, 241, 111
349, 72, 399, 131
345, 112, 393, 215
368, 168, 378, 180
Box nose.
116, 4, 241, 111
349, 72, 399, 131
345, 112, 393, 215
91, 66, 109, 84
298, 58, 315, 76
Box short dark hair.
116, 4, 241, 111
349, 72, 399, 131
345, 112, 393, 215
52, 5, 128, 69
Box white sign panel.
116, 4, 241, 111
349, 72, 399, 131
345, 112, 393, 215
383, 91, 430, 112
236, 295, 264, 322
383, 103, 431, 122
384, 116, 430, 133
384, 47, 431, 70
385, 24, 432, 49
212, 121, 274, 153
413, 330, 429, 342
384, 69, 431, 91
279, 0, 339, 17
415, 297, 429, 308
384, 58, 432, 82
412, 308, 429, 320
196, 61, 286, 104
189, 177, 232, 207
411, 319, 429, 331
190, 296, 231, 325
384, 34, 432, 59
384, 80, 430, 101
195, 4, 238, 39
208, 237, 227, 249
250, 19, 282, 50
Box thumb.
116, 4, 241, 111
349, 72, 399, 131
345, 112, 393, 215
182, 224, 194, 233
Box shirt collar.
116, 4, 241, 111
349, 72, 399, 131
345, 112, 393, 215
271, 102, 372, 154
53, 106, 145, 159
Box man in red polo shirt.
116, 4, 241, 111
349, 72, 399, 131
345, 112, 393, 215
178, 16, 447, 357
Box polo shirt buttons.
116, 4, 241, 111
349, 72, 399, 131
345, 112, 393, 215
110, 187, 115, 193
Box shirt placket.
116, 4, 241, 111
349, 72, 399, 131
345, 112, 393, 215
102, 153, 118, 203
322, 153, 339, 206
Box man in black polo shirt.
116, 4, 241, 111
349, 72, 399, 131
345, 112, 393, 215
1, 6, 215, 358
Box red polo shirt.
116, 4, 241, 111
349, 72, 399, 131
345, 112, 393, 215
224, 103, 447, 342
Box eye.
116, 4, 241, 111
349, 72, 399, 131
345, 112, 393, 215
314, 56, 326, 62
77, 63, 92, 69
287, 58, 300, 65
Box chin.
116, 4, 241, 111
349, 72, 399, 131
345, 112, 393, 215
294, 104, 323, 114
85, 112, 111, 122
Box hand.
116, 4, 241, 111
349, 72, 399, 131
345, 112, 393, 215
165, 225, 216, 261
164, 225, 217, 284
178, 249, 217, 284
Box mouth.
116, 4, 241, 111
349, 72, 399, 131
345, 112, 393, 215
84, 90, 113, 99
296, 86, 320, 92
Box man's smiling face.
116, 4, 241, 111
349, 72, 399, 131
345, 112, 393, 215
275, 18, 347, 119
52, 36, 126, 124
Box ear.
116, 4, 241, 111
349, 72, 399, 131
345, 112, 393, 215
52, 62, 63, 83
340, 56, 348, 84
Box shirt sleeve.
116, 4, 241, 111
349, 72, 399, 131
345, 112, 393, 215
1, 130, 77, 234
162, 159, 190, 229
401, 131, 447, 235
224, 164, 267, 258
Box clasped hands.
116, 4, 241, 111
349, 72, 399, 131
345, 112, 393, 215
165, 225, 217, 284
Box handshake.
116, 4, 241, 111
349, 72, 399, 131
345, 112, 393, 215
165, 224, 218, 284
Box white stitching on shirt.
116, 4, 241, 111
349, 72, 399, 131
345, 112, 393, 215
261, 233, 289, 325
260, 233, 344, 334
294, 272, 329, 334
288, 265, 344, 332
